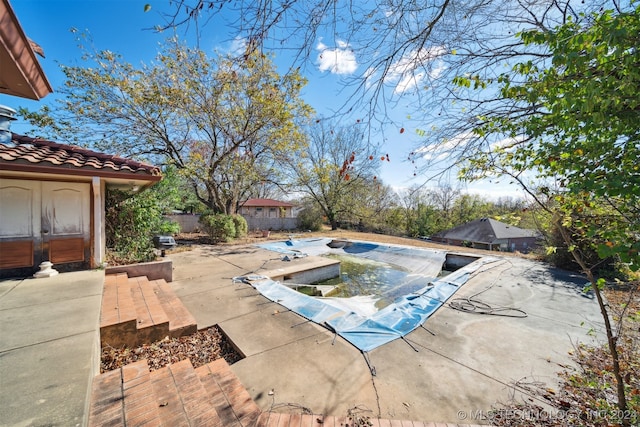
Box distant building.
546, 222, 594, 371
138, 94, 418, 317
239, 198, 296, 218
431, 217, 541, 253
239, 198, 298, 231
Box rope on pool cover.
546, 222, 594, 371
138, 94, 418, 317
447, 286, 528, 318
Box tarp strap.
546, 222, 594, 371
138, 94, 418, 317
420, 324, 436, 336
402, 336, 419, 352
362, 352, 376, 377
291, 319, 310, 328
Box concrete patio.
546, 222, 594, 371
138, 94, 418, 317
168, 243, 604, 423
0, 240, 604, 426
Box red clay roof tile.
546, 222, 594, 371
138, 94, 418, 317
1, 134, 161, 179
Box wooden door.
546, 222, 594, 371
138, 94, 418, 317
41, 181, 90, 266
0, 178, 90, 277
0, 179, 40, 271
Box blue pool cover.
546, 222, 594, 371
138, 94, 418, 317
238, 239, 498, 352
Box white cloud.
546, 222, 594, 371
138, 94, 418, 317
490, 135, 526, 151
228, 37, 248, 56
415, 130, 474, 162
316, 38, 358, 75
385, 46, 447, 94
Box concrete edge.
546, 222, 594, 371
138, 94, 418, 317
105, 258, 173, 282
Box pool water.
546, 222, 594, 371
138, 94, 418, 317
315, 254, 439, 308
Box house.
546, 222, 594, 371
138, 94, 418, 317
1, 0, 163, 278
238, 198, 299, 231
239, 198, 296, 218
0, 133, 161, 278
431, 217, 541, 253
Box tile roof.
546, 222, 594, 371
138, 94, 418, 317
241, 198, 294, 207
1, 134, 161, 179
433, 217, 539, 244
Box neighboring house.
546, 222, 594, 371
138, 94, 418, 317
239, 198, 296, 218
0, 134, 161, 278
239, 198, 298, 231
431, 217, 541, 253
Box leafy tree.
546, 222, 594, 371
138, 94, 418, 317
21, 36, 313, 214
281, 121, 381, 230
395, 185, 444, 237
462, 5, 640, 424
449, 194, 494, 226
342, 178, 398, 233
395, 185, 532, 238
152, 165, 205, 214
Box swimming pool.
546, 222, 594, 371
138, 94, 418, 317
315, 253, 443, 308
237, 238, 497, 352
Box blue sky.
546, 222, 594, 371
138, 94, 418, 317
3, 0, 526, 199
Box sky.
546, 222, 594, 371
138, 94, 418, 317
2, 0, 527, 200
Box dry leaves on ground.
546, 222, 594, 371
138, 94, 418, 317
100, 326, 242, 373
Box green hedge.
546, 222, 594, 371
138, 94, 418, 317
199, 213, 236, 243
231, 214, 248, 238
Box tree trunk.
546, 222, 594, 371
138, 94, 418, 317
327, 212, 338, 230
557, 225, 629, 427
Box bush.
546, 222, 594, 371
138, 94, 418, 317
297, 206, 323, 231
231, 214, 248, 238
199, 213, 236, 243
105, 189, 162, 265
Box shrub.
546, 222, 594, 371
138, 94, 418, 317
105, 189, 161, 265
297, 206, 323, 231
199, 213, 236, 243
158, 218, 181, 235
231, 214, 248, 238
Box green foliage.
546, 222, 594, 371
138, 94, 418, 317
459, 6, 640, 419
393, 185, 538, 240
296, 204, 324, 231
198, 213, 236, 243
154, 166, 205, 214
462, 4, 640, 276
231, 214, 248, 238
105, 188, 178, 265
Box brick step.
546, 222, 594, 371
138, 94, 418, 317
129, 276, 171, 345
100, 273, 197, 348
195, 358, 261, 427
100, 273, 138, 348
151, 359, 222, 426
87, 357, 485, 427
88, 358, 223, 427
150, 279, 197, 338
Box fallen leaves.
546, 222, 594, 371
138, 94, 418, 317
100, 325, 242, 373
